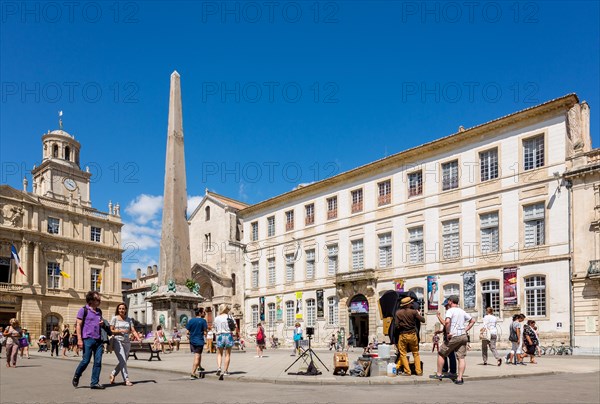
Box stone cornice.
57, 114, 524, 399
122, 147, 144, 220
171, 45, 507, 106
239, 94, 579, 217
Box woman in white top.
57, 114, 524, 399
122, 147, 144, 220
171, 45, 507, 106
481, 307, 502, 366
213, 304, 235, 378
109, 303, 142, 386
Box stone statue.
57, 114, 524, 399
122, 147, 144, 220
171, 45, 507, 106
192, 282, 200, 296
159, 314, 165, 327
179, 314, 188, 327
168, 279, 176, 293
150, 283, 158, 294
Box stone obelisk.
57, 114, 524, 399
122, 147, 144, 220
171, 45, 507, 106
148, 71, 202, 330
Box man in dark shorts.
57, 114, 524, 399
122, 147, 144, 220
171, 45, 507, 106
186, 308, 208, 379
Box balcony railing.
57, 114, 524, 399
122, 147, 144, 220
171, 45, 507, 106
285, 221, 294, 231
305, 216, 314, 226
588, 260, 600, 278
351, 202, 363, 213
0, 283, 24, 292
378, 194, 391, 206
327, 209, 337, 220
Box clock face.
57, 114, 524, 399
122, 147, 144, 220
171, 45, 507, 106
63, 178, 77, 191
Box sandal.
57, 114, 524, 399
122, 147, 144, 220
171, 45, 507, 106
125, 380, 133, 386
109, 374, 116, 384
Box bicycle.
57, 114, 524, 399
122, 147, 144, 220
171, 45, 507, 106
541, 341, 575, 355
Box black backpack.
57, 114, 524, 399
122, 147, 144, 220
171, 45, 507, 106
81, 306, 112, 343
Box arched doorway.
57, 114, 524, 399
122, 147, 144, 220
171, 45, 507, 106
348, 294, 369, 348
45, 313, 61, 336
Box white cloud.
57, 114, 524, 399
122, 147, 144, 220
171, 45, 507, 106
125, 194, 163, 225
122, 222, 161, 250
238, 182, 248, 201
187, 195, 202, 217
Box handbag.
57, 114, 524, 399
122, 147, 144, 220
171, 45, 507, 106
227, 316, 236, 332
18, 337, 29, 348
480, 328, 489, 341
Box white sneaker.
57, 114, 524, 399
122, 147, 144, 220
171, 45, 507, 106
216, 368, 221, 376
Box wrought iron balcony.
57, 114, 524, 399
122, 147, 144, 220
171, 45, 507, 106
588, 260, 600, 278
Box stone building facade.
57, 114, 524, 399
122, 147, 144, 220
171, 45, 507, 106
122, 265, 158, 334
233, 94, 597, 350
0, 126, 123, 338
188, 191, 247, 327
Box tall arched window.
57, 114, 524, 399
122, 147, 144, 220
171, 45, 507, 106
251, 305, 259, 328
443, 283, 461, 302
65, 146, 71, 161
205, 206, 210, 221
525, 276, 546, 316
285, 301, 295, 326
410, 287, 425, 315
306, 299, 316, 327
53, 144, 58, 158
327, 296, 339, 325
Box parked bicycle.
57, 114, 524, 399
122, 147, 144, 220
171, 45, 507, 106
540, 341, 576, 355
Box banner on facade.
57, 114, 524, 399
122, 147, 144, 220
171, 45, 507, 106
427, 275, 439, 310
276, 295, 283, 321
295, 291, 303, 320
462, 271, 476, 309
394, 279, 405, 292
316, 289, 324, 318
259, 296, 265, 321
503, 267, 518, 306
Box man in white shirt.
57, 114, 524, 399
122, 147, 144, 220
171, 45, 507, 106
481, 307, 502, 366
430, 295, 475, 385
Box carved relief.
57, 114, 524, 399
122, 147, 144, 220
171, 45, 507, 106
0, 204, 24, 227
567, 104, 584, 150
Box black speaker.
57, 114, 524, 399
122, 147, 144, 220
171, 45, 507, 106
306, 327, 314, 336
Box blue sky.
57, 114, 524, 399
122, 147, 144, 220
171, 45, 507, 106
1, 1, 599, 278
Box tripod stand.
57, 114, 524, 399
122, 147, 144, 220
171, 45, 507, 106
285, 335, 329, 373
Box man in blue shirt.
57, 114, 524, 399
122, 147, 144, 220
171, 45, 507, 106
186, 308, 208, 379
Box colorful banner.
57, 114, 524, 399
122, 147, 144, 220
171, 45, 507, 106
503, 267, 518, 306
275, 295, 283, 321
427, 275, 439, 310
462, 271, 476, 309
295, 291, 303, 320
394, 279, 405, 292
316, 289, 324, 318
259, 296, 265, 321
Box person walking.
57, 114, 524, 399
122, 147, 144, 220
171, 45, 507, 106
71, 327, 79, 357
214, 304, 235, 379
508, 314, 527, 365
3, 318, 22, 368
436, 299, 457, 378
292, 322, 302, 356
154, 325, 172, 353
61, 324, 71, 357
395, 296, 426, 376
255, 322, 266, 358
109, 303, 141, 386
73, 291, 106, 390
19, 328, 31, 359
481, 307, 502, 366
50, 326, 60, 357
430, 295, 475, 385
523, 320, 539, 364
186, 307, 208, 379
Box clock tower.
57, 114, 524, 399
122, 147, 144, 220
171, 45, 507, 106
31, 116, 92, 206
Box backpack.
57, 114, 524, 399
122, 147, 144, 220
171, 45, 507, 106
508, 323, 518, 342
256, 327, 264, 341
227, 316, 236, 332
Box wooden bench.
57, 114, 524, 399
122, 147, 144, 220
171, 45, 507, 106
128, 342, 161, 361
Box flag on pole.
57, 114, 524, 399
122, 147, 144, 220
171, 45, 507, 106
10, 244, 26, 276
54, 265, 71, 279
96, 272, 102, 289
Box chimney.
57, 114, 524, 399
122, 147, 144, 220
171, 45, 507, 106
153, 264, 158, 275
136, 268, 141, 280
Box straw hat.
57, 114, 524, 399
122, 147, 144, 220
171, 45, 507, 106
218, 304, 230, 314
399, 297, 413, 307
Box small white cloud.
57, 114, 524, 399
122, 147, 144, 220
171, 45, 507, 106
187, 195, 202, 217
238, 182, 248, 201
122, 222, 161, 250
125, 194, 163, 225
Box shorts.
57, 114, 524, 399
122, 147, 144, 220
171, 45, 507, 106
216, 333, 234, 349
438, 334, 468, 359
511, 341, 523, 354
190, 343, 204, 354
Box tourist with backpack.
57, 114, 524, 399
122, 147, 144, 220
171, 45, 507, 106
72, 291, 106, 389
508, 314, 526, 365
255, 322, 266, 358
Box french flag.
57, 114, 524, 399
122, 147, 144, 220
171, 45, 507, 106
10, 244, 26, 276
